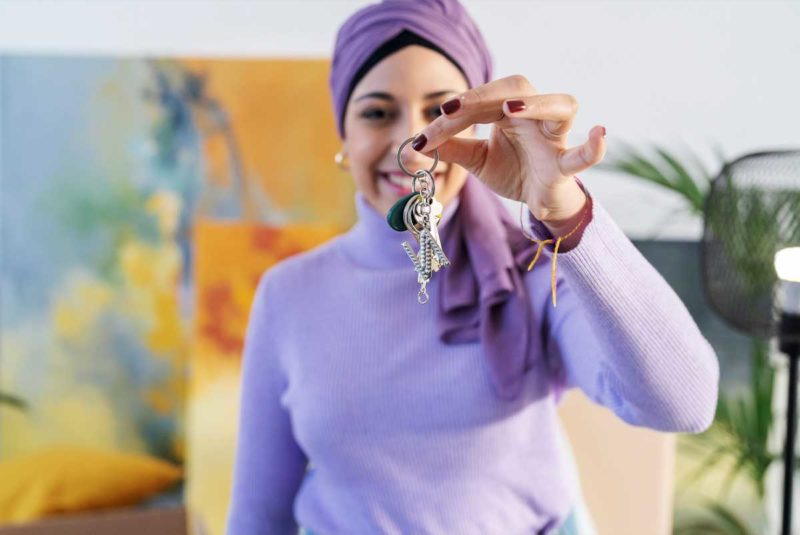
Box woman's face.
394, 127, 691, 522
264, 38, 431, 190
342, 45, 473, 215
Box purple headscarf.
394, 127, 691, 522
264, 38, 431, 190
330, 0, 542, 400
330, 0, 492, 139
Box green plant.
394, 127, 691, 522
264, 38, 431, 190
679, 338, 775, 500
674, 499, 755, 535
594, 139, 725, 216
0, 390, 29, 412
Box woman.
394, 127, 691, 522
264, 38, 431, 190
226, 1, 720, 534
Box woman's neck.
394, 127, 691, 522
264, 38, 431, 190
338, 190, 461, 270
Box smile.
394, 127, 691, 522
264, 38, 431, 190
379, 171, 444, 196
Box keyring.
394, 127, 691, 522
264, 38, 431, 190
412, 169, 436, 197
397, 136, 439, 177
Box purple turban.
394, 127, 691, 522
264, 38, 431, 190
329, 0, 560, 401
329, 0, 493, 139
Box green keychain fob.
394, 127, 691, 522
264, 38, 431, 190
386, 192, 419, 232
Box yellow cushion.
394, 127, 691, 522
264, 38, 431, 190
0, 445, 183, 523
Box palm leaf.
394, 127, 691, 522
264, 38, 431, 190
674, 499, 755, 535
653, 147, 706, 212
595, 139, 716, 215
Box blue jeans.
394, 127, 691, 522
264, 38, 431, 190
552, 503, 596, 535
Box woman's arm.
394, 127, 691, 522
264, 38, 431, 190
226, 272, 308, 535
536, 197, 719, 433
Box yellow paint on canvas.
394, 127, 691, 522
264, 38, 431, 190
178, 58, 355, 225
190, 219, 343, 392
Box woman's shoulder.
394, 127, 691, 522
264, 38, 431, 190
259, 235, 345, 291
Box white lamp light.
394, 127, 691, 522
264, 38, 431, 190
775, 247, 800, 282
775, 247, 800, 315
774, 246, 800, 535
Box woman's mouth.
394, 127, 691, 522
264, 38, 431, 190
379, 170, 445, 196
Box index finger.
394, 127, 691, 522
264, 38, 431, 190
411, 75, 537, 152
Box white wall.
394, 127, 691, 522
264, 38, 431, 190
1, 0, 797, 239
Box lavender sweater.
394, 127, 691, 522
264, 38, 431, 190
225, 190, 719, 535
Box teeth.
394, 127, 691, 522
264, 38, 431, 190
384, 173, 441, 187
388, 175, 413, 187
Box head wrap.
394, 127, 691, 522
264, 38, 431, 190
329, 0, 492, 139
330, 0, 541, 400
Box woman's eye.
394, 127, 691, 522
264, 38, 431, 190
361, 108, 392, 120
360, 106, 441, 122
427, 106, 444, 120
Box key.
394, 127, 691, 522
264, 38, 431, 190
403, 228, 433, 303
427, 199, 449, 271
413, 200, 443, 272
428, 199, 443, 249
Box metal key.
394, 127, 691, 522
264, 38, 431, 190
426, 198, 449, 272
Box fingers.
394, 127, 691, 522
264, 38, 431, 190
424, 125, 606, 182
418, 136, 488, 177
451, 74, 537, 118
558, 125, 607, 176
412, 75, 537, 152
408, 74, 600, 182
503, 94, 577, 140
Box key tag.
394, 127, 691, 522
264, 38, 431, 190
385, 136, 450, 304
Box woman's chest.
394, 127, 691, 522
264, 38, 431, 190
278, 280, 509, 439
276, 270, 549, 459
281, 308, 496, 433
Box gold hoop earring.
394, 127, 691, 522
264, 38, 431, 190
334, 149, 350, 172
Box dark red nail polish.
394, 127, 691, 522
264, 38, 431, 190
411, 134, 427, 151
441, 98, 461, 115
601, 126, 607, 137
507, 100, 526, 113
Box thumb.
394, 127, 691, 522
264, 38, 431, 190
418, 136, 487, 177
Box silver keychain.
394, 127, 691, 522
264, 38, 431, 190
395, 136, 450, 304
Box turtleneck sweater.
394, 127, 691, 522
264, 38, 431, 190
226, 189, 719, 535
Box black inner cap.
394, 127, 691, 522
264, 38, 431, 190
340, 29, 468, 137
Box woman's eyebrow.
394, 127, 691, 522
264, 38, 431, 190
424, 90, 459, 99
354, 91, 393, 102
354, 90, 460, 102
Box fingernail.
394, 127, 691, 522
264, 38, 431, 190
601, 126, 606, 137
507, 100, 526, 113
411, 134, 427, 151
441, 98, 461, 115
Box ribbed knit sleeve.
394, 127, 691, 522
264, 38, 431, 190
226, 271, 309, 535
537, 197, 719, 433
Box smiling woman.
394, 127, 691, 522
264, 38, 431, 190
225, 1, 720, 534
355, 87, 451, 197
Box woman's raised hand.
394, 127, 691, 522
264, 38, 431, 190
411, 75, 606, 226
